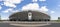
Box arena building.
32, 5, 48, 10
9, 10, 50, 21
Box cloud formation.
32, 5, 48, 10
40, 6, 48, 12
2, 8, 19, 13
2, 8, 13, 13
22, 3, 48, 14
0, 6, 2, 10
4, 2, 16, 8
3, 0, 23, 8
11, 10, 19, 13
2, 1, 49, 14
22, 3, 40, 11
51, 11, 55, 14
0, 0, 3, 1
32, 0, 38, 2
39, 0, 46, 1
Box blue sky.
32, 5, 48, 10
0, 0, 60, 20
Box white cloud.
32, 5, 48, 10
11, 10, 19, 13
39, 6, 48, 14
0, 6, 2, 10
22, 3, 40, 11
2, 10, 9, 13
4, 2, 16, 8
22, 3, 48, 14
39, 0, 46, 1
3, 0, 23, 8
2, 8, 19, 13
3, 0, 23, 4
32, 0, 38, 2
40, 6, 48, 12
2, 8, 13, 13
0, 0, 3, 1
51, 11, 55, 14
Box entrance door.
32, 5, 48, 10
28, 12, 32, 20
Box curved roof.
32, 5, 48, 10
9, 10, 50, 18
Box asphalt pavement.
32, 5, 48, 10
0, 21, 60, 27
40, 23, 60, 27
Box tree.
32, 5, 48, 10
58, 17, 60, 20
